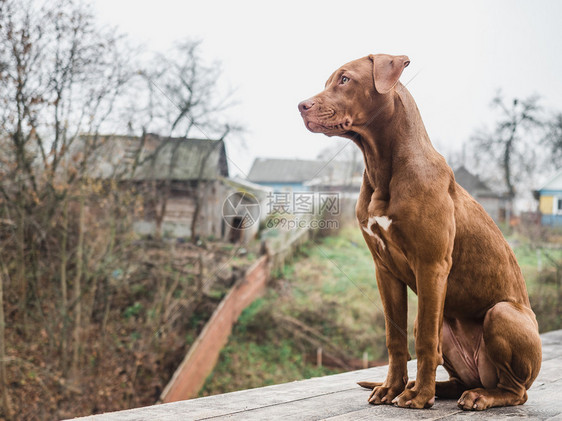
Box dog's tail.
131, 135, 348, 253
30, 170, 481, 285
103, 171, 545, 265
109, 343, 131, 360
357, 381, 383, 389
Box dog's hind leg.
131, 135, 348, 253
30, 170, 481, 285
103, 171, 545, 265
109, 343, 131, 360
457, 301, 541, 411
434, 378, 466, 399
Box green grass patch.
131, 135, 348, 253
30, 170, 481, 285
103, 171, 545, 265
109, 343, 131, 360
509, 239, 562, 332
200, 225, 418, 397
200, 227, 561, 397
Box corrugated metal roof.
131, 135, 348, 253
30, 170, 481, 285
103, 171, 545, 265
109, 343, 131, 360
87, 134, 228, 181
247, 158, 363, 184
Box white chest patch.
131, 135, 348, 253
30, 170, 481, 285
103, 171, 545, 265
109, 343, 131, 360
363, 215, 392, 232
362, 215, 392, 250
373, 215, 392, 231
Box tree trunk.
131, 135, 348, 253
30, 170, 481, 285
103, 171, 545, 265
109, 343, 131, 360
16, 196, 27, 336
503, 139, 514, 198
191, 146, 217, 242
154, 181, 169, 240
71, 183, 85, 383
0, 264, 13, 420
60, 196, 69, 374
190, 184, 203, 242
503, 122, 518, 199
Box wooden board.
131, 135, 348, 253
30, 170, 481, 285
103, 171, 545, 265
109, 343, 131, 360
70, 330, 562, 420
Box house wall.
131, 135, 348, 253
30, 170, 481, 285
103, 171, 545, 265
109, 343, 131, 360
537, 190, 562, 226
541, 214, 562, 226
133, 194, 198, 238
132, 180, 270, 243
196, 180, 228, 240
161, 195, 196, 237
133, 180, 227, 240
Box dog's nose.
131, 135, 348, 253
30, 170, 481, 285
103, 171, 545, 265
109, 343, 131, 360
298, 99, 315, 113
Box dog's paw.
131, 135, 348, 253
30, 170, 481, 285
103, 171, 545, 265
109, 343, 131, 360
457, 388, 492, 411
392, 388, 435, 409
368, 384, 404, 405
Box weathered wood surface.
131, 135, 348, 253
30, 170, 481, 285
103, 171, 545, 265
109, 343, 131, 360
71, 329, 562, 420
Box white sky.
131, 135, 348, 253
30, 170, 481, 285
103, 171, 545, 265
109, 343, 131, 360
93, 0, 562, 178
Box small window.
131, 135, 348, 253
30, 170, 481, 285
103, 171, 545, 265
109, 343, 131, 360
558, 199, 562, 212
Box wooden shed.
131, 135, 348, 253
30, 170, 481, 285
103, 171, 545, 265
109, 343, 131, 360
89, 134, 231, 240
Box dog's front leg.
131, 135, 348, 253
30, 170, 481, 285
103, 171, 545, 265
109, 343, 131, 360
368, 265, 409, 405
393, 262, 450, 409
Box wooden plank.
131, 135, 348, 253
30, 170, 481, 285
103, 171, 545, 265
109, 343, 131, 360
70, 330, 562, 421
540, 330, 562, 362
209, 388, 462, 421
163, 196, 195, 223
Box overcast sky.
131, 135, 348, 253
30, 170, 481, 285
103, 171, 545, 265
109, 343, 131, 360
93, 0, 562, 178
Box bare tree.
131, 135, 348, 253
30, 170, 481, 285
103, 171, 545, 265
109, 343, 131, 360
469, 92, 543, 199
133, 40, 240, 241
138, 39, 237, 139
0, 261, 13, 420
0, 0, 134, 380
542, 112, 562, 169
0, 1, 249, 417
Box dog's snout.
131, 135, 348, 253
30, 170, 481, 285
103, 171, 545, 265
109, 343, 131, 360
298, 99, 315, 113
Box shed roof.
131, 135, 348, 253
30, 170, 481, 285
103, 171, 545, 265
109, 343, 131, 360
247, 158, 363, 185
453, 166, 504, 198
88, 134, 228, 181
538, 169, 562, 192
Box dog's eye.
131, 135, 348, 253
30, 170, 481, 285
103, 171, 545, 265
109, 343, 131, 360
341, 76, 350, 84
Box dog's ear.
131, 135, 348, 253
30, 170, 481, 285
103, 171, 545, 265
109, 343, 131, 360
369, 54, 410, 94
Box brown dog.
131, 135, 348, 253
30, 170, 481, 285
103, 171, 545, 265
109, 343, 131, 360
298, 54, 541, 410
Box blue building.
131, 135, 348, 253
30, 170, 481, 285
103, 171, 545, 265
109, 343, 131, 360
534, 170, 562, 226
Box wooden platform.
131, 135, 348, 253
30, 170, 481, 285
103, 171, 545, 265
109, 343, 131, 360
72, 330, 562, 420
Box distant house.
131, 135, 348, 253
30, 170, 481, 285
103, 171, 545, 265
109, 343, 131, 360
247, 158, 363, 192
87, 133, 269, 241
534, 170, 562, 227
248, 160, 513, 223
454, 166, 511, 224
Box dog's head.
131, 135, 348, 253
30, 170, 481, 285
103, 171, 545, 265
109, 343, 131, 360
298, 54, 410, 137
